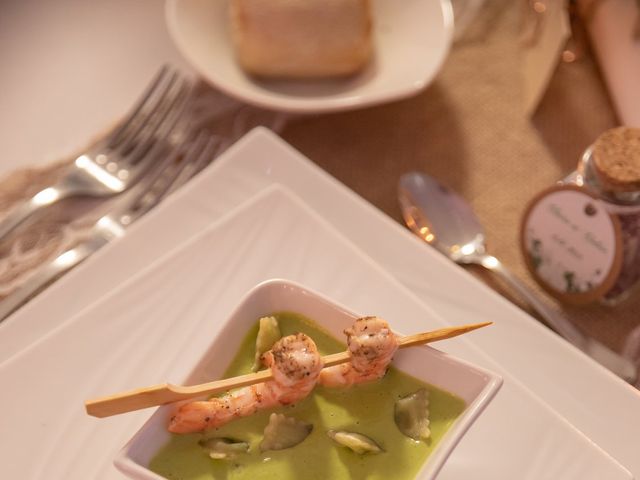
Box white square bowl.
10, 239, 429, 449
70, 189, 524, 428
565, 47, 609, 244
115, 278, 503, 479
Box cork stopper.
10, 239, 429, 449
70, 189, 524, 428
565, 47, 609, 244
592, 127, 640, 192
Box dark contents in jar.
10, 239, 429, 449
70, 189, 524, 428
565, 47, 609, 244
604, 212, 640, 301
581, 127, 640, 304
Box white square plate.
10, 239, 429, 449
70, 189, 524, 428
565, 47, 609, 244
0, 185, 630, 479
115, 278, 502, 480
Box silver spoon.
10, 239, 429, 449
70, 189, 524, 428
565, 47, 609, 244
398, 171, 637, 384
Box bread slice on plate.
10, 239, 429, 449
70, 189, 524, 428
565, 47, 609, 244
229, 0, 373, 78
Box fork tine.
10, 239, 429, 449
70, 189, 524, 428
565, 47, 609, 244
148, 131, 214, 201
137, 79, 193, 155
127, 80, 191, 163
113, 70, 181, 155
121, 81, 192, 175
190, 136, 220, 173
121, 132, 215, 222
165, 134, 221, 196
106, 65, 171, 149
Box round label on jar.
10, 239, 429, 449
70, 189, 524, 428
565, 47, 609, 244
520, 185, 623, 304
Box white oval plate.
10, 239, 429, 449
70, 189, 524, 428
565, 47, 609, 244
165, 0, 454, 113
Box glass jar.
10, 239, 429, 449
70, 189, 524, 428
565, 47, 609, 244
564, 127, 640, 305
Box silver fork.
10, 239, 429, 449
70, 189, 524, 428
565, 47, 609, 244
0, 65, 193, 240
0, 131, 221, 323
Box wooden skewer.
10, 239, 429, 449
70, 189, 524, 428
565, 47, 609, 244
85, 321, 492, 418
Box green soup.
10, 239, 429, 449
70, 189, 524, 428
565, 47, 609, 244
150, 312, 466, 480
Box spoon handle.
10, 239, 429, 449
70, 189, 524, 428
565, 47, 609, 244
478, 255, 584, 344
474, 255, 638, 383
477, 254, 637, 383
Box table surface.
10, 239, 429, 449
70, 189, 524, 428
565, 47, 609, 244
0, 0, 638, 474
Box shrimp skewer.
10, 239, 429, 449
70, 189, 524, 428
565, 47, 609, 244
319, 316, 398, 388
169, 332, 323, 433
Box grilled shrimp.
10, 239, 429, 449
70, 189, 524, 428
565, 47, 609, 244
319, 316, 398, 388
169, 332, 323, 433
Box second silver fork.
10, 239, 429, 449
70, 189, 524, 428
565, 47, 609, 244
0, 132, 221, 323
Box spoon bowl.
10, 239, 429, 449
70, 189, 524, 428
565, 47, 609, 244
398, 172, 486, 261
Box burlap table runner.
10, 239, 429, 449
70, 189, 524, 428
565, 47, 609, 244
1, 0, 638, 375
